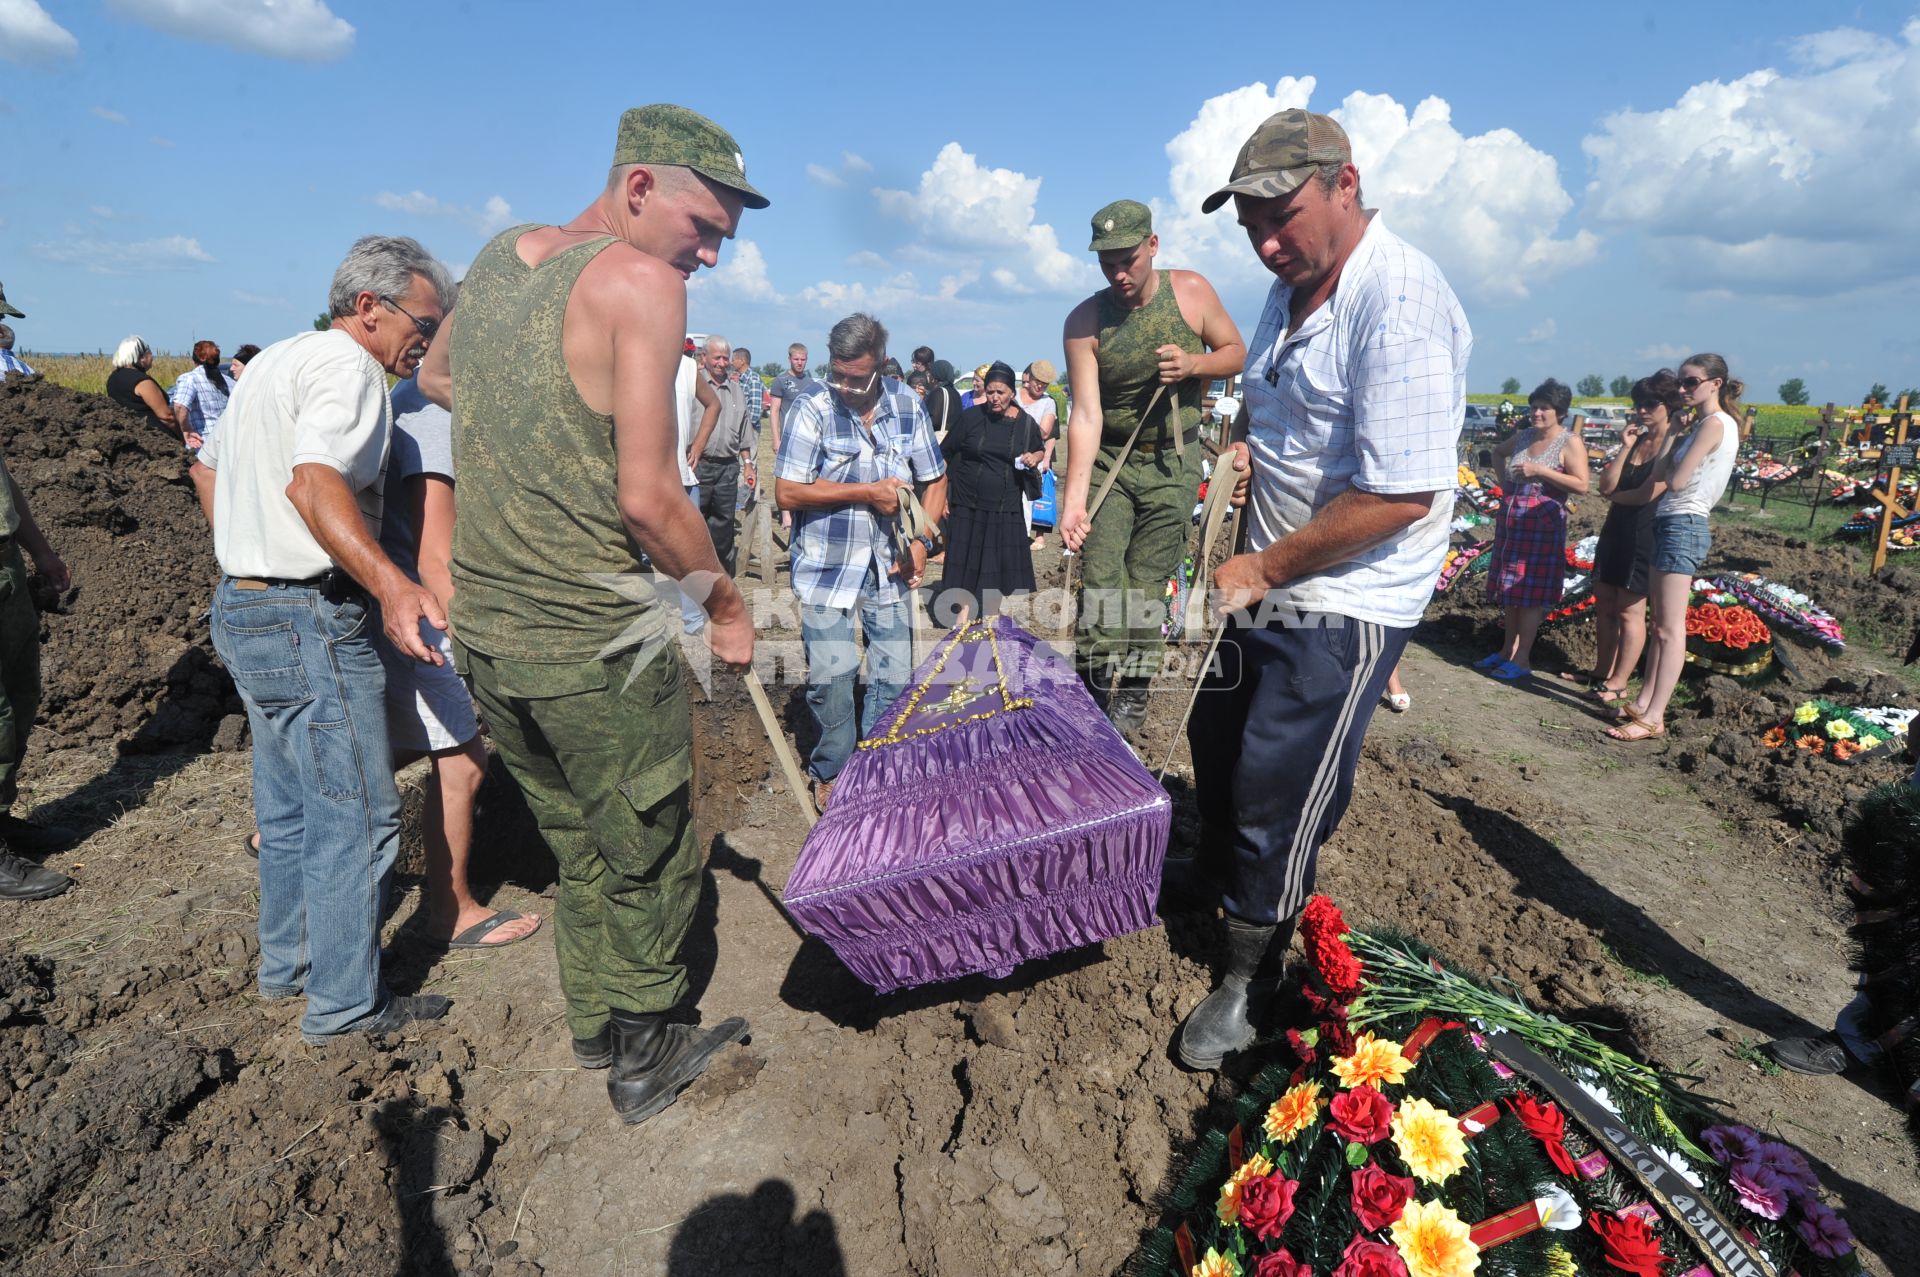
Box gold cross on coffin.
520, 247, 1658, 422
918, 677, 990, 718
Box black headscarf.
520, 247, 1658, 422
984, 361, 1017, 390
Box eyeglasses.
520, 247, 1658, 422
1677, 375, 1716, 392
380, 295, 439, 342
827, 368, 880, 397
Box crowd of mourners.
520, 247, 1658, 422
0, 99, 1910, 1132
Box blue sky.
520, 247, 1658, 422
4, 1, 1916, 404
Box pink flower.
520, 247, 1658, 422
1794, 1201, 1855, 1258
1701, 1124, 1762, 1165
1728, 1161, 1791, 1220
1752, 1141, 1819, 1200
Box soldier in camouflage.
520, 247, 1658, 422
419, 103, 767, 1127
1058, 200, 1245, 737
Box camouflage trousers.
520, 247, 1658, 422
0, 542, 40, 814
1074, 442, 1204, 689
455, 637, 700, 1040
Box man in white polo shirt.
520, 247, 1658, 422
193, 235, 456, 1045
1173, 109, 1471, 1070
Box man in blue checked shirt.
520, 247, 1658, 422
731, 346, 763, 512
774, 312, 948, 811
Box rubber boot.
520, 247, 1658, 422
1176, 915, 1295, 1070
1108, 676, 1151, 738
607, 1008, 750, 1125
1082, 668, 1113, 717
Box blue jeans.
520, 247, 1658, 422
210, 578, 402, 1039
799, 575, 913, 783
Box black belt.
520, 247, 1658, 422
231, 569, 361, 599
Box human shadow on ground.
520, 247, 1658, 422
665, 1179, 845, 1276
372, 1098, 492, 1277
1422, 786, 1828, 1044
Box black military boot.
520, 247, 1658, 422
1176, 915, 1296, 1070
607, 1009, 750, 1125
573, 1025, 612, 1069
1082, 668, 1113, 717
1108, 676, 1151, 738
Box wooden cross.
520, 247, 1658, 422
1871, 394, 1914, 576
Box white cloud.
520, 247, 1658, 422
232, 289, 289, 308
1155, 79, 1595, 302
1518, 318, 1556, 344
844, 250, 888, 271
805, 163, 844, 189
92, 106, 128, 124
688, 240, 783, 304
32, 235, 214, 274
373, 190, 515, 238
1635, 343, 1691, 364
90, 205, 134, 220
106, 0, 353, 62
842, 152, 872, 174
0, 0, 78, 65
1582, 19, 1920, 295
149, 135, 175, 148
873, 142, 1096, 293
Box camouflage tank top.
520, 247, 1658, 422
448, 225, 665, 661
1095, 270, 1204, 448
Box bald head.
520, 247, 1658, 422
0, 324, 13, 351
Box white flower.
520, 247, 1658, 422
1574, 1078, 1621, 1117
1650, 1145, 1704, 1188
1533, 1185, 1582, 1231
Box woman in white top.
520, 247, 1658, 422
1018, 360, 1060, 544
1607, 352, 1744, 742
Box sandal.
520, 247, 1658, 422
1472, 653, 1505, 670
1585, 685, 1632, 705
445, 909, 543, 950
1382, 691, 1411, 713
1487, 660, 1531, 681
1555, 671, 1600, 688
1604, 714, 1665, 743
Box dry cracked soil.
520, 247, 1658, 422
1, 373, 1917, 1275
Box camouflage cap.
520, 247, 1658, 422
612, 104, 769, 210
1087, 199, 1153, 252
1201, 109, 1352, 214
0, 282, 21, 319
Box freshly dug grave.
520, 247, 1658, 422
0, 372, 239, 752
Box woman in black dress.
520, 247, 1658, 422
937, 361, 1044, 623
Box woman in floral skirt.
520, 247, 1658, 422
1477, 379, 1589, 680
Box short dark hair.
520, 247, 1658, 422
233, 344, 261, 365
733, 346, 751, 364
1528, 378, 1572, 422
1630, 368, 1685, 416
911, 345, 934, 367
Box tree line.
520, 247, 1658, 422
1495, 373, 1915, 408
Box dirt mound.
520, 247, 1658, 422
0, 373, 238, 752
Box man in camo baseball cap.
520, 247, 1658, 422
1087, 199, 1153, 252
613, 104, 769, 210
1200, 108, 1352, 214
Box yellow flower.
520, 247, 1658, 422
1541, 1245, 1578, 1277
1215, 1152, 1274, 1226
1331, 1031, 1415, 1090
1192, 1248, 1240, 1277
1826, 719, 1856, 740
1391, 1097, 1469, 1183
1391, 1199, 1481, 1277
1793, 702, 1820, 725
1264, 1080, 1324, 1144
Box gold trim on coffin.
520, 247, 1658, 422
857, 619, 1035, 750
1683, 647, 1774, 677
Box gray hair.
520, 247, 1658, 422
0, 323, 13, 351
703, 334, 730, 355
326, 235, 455, 320
111, 335, 152, 369
826, 313, 887, 364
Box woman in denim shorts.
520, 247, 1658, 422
1608, 353, 1744, 742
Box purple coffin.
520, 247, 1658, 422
781, 616, 1171, 993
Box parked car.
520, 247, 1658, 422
1463, 404, 1502, 439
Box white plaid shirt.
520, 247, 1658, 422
775, 379, 945, 609
0, 349, 33, 377
169, 364, 232, 440
1242, 214, 1471, 628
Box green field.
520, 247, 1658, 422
20, 352, 194, 396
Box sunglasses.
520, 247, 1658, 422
380, 295, 439, 342
827, 368, 880, 397
1677, 374, 1717, 392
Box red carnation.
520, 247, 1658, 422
1285, 1026, 1318, 1066
1507, 1094, 1576, 1175
1590, 1213, 1671, 1277
1328, 1085, 1393, 1145
1301, 894, 1349, 943
1254, 1249, 1313, 1277
1348, 1164, 1416, 1231
1321, 1018, 1356, 1057
1237, 1173, 1299, 1243
1333, 1234, 1410, 1277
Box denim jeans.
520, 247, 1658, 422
210, 578, 402, 1039
677, 484, 707, 634
799, 572, 913, 783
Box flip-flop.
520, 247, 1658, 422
244, 833, 259, 859
446, 909, 543, 949
1604, 715, 1665, 743
1472, 653, 1505, 670
1585, 685, 1632, 704
1487, 660, 1531, 681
